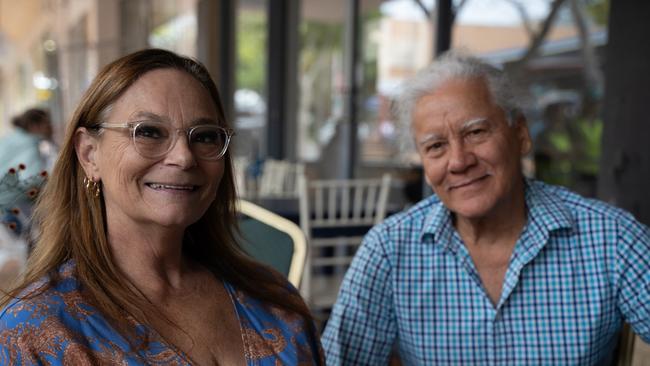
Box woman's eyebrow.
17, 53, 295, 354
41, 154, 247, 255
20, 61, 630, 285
130, 111, 165, 122
191, 117, 218, 125
128, 112, 218, 126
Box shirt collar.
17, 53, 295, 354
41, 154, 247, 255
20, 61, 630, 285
420, 195, 456, 251
522, 179, 574, 243
419, 179, 574, 248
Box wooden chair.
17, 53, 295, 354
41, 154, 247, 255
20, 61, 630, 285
298, 173, 391, 309
233, 156, 250, 199
237, 199, 307, 287
257, 159, 305, 199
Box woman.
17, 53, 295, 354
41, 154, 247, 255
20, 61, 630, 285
0, 49, 323, 365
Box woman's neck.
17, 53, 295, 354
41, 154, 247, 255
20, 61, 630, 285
105, 218, 192, 296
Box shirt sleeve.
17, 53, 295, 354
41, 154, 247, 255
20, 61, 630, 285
614, 214, 650, 343
322, 226, 397, 365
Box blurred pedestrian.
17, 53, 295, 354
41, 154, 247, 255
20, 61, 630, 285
0, 108, 54, 176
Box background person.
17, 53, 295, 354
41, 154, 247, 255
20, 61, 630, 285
0, 49, 323, 365
322, 51, 650, 365
0, 108, 54, 177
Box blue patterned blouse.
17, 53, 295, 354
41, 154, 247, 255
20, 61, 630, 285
0, 262, 323, 365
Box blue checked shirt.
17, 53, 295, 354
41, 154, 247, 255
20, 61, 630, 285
323, 180, 650, 365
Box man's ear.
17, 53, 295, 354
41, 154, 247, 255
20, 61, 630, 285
74, 127, 100, 180
514, 115, 532, 155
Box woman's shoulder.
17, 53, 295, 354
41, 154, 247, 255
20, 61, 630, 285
0, 263, 79, 323
0, 264, 87, 363
0, 263, 143, 365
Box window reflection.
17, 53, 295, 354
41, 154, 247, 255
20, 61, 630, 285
234, 0, 268, 160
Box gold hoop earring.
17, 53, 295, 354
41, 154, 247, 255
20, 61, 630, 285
83, 176, 101, 197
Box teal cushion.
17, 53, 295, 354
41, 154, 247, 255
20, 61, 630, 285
238, 217, 294, 276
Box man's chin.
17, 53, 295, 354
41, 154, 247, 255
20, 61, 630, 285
449, 200, 495, 222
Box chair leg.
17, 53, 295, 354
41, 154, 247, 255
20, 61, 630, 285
301, 251, 311, 302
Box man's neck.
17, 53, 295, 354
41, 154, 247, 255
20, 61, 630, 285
454, 183, 527, 247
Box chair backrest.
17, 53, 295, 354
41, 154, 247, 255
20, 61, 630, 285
237, 199, 307, 287
258, 159, 305, 199
233, 156, 250, 199
298, 173, 391, 305
298, 173, 391, 235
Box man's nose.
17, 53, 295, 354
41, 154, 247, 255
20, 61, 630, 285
448, 141, 476, 173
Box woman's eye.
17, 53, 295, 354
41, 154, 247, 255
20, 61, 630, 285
135, 125, 166, 139
192, 131, 220, 145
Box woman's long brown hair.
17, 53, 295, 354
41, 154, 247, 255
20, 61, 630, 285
1, 49, 316, 349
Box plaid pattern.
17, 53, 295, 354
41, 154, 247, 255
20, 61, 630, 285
323, 180, 650, 365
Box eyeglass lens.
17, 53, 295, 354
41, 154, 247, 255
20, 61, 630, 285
133, 122, 229, 159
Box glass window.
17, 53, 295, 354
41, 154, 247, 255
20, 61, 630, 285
358, 0, 434, 166
148, 0, 198, 57
298, 0, 346, 162
234, 0, 268, 159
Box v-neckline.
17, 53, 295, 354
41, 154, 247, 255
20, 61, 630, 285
141, 279, 248, 366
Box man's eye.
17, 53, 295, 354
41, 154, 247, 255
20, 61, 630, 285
466, 128, 488, 141
424, 141, 446, 156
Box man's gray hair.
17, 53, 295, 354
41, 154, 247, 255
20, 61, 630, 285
396, 51, 526, 127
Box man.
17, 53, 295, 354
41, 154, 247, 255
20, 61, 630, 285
322, 52, 650, 365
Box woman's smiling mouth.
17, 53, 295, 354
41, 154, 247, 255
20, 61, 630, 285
145, 183, 198, 192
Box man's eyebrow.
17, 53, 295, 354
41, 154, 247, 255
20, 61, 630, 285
417, 133, 443, 147
416, 118, 488, 146
460, 117, 488, 131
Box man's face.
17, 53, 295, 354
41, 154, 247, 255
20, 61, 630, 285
412, 77, 531, 220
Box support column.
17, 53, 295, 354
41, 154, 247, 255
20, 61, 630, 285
197, 0, 236, 122
344, 0, 360, 178
597, 1, 650, 225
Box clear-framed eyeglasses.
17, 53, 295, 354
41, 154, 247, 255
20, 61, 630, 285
98, 120, 234, 161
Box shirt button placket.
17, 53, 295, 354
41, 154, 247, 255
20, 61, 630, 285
486, 308, 497, 366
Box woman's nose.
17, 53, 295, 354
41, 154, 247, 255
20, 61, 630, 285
163, 131, 197, 168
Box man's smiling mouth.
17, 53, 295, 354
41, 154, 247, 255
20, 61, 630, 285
448, 175, 489, 191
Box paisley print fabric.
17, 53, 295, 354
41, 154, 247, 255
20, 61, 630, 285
0, 262, 323, 365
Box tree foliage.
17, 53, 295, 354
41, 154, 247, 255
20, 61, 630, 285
236, 10, 267, 94
584, 0, 609, 26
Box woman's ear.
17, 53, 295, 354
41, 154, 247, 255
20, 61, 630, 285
74, 127, 100, 180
